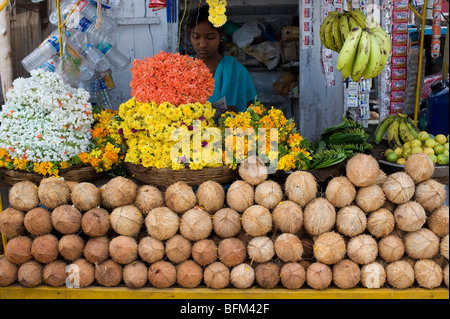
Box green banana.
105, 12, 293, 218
339, 15, 350, 41
351, 30, 371, 81
387, 119, 402, 149
348, 10, 367, 28
399, 117, 415, 144
406, 121, 419, 139
347, 14, 359, 30
337, 26, 362, 71
361, 33, 382, 79
320, 12, 340, 49
405, 117, 420, 134
324, 15, 339, 51
374, 115, 396, 144
331, 17, 344, 52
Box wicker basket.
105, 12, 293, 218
0, 164, 104, 186
125, 163, 239, 189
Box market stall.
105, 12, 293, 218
0, 0, 449, 301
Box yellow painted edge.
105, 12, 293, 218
0, 285, 448, 299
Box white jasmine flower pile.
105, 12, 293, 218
0, 69, 94, 163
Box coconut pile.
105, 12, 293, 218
0, 153, 449, 290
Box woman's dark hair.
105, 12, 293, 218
188, 5, 225, 54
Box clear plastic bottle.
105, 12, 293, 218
89, 0, 122, 9
97, 42, 130, 71
79, 59, 96, 81
97, 77, 113, 109
82, 43, 111, 73
79, 75, 99, 103
21, 30, 61, 72
40, 55, 60, 73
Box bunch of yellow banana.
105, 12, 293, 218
374, 113, 420, 150
320, 10, 391, 81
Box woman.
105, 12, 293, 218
188, 5, 257, 115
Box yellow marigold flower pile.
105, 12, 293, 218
220, 102, 312, 171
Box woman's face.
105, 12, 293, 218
190, 20, 222, 60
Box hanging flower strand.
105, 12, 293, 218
206, 0, 227, 28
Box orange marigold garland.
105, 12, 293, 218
130, 51, 215, 105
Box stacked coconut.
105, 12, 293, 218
0, 153, 448, 290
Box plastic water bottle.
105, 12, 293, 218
87, 27, 115, 46
98, 77, 113, 109
79, 59, 97, 81
79, 76, 99, 103
97, 42, 130, 71
89, 0, 122, 9
82, 43, 111, 73
21, 30, 61, 72
40, 55, 60, 73
49, 0, 77, 25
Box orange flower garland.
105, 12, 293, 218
130, 51, 215, 105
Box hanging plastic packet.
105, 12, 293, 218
390, 89, 406, 102
391, 67, 407, 79
59, 30, 84, 88
148, 0, 166, 11
100, 69, 116, 90
431, 0, 442, 58
391, 56, 407, 68
392, 32, 408, 45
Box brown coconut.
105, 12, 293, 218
230, 263, 255, 289
5, 236, 32, 265
123, 261, 148, 288
272, 201, 303, 234
405, 152, 435, 183
0, 255, 18, 286
386, 260, 415, 289
284, 171, 318, 207
367, 208, 395, 238
254, 180, 284, 210
394, 201, 427, 232
239, 155, 268, 185
416, 179, 446, 212
226, 180, 255, 213
204, 262, 230, 289
83, 236, 110, 264
95, 259, 123, 287
101, 176, 137, 209
180, 207, 213, 241
138, 236, 165, 264
441, 235, 449, 260
165, 181, 197, 214
303, 198, 336, 236
280, 262, 305, 289
51, 205, 82, 235
375, 169, 388, 187
347, 234, 378, 265
18, 260, 43, 288
335, 205, 367, 237
191, 239, 218, 266
274, 233, 303, 263
213, 208, 241, 238
306, 262, 332, 290
24, 207, 52, 236
134, 185, 164, 215
71, 182, 101, 212
58, 234, 84, 261
9, 180, 39, 211
42, 260, 67, 287
0, 207, 25, 239
176, 260, 203, 288
148, 260, 177, 288
332, 259, 361, 289
30, 234, 59, 264
110, 205, 143, 237
65, 181, 79, 193
81, 208, 110, 237
325, 176, 356, 208
360, 262, 386, 289
255, 262, 280, 289
382, 172, 415, 204
196, 180, 225, 214
378, 235, 405, 263
444, 264, 449, 288
313, 232, 346, 265
67, 258, 95, 288
404, 228, 440, 259
346, 154, 380, 187
38, 177, 71, 209
165, 235, 192, 264
218, 238, 247, 267
427, 206, 449, 237
414, 259, 443, 289
241, 205, 272, 237
109, 236, 138, 265
145, 207, 180, 241
247, 236, 275, 263
356, 184, 386, 213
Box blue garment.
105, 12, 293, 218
209, 56, 257, 112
